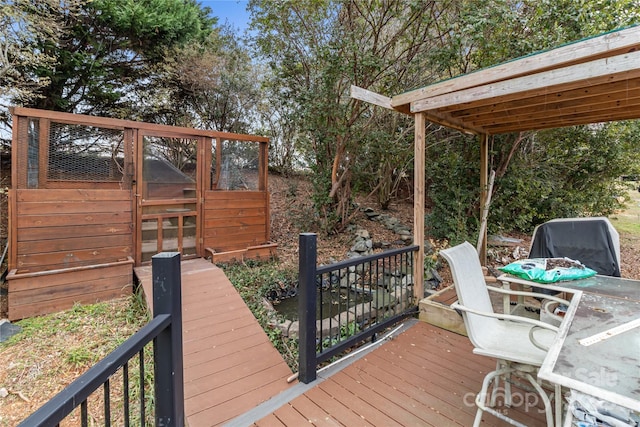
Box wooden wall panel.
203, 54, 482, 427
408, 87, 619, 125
12, 189, 133, 274
203, 191, 270, 253
17, 200, 131, 215
18, 223, 132, 241
7, 259, 133, 320
18, 212, 132, 229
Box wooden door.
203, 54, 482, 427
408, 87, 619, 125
136, 133, 203, 264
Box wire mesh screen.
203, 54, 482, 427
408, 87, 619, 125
27, 118, 39, 188
142, 136, 197, 200
47, 122, 127, 184
212, 140, 259, 190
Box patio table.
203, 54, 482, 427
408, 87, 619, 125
498, 273, 640, 425
540, 291, 640, 415
497, 273, 640, 302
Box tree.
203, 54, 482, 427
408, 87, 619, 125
250, 0, 441, 232
0, 0, 84, 149
0, 0, 80, 103
18, 0, 215, 117
148, 25, 260, 133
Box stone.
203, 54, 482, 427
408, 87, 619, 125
0, 320, 21, 343
424, 239, 434, 255
401, 274, 414, 286
354, 229, 370, 239
286, 321, 299, 339
370, 290, 397, 309
364, 208, 380, 219
350, 240, 369, 252
348, 304, 376, 323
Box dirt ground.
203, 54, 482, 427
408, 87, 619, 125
267, 173, 640, 282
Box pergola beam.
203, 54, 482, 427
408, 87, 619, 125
392, 25, 640, 108
350, 85, 393, 110
410, 50, 640, 113
413, 113, 426, 302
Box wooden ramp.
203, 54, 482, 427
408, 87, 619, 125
134, 259, 294, 426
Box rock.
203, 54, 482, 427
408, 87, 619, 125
0, 388, 7, 398
354, 229, 370, 239
512, 246, 526, 260
401, 274, 414, 286
372, 241, 385, 249
370, 290, 397, 309
350, 239, 369, 253
0, 320, 21, 343
363, 208, 380, 219
399, 233, 413, 242
424, 239, 434, 255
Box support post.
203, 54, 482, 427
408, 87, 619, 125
413, 113, 426, 303
152, 252, 184, 427
479, 134, 489, 265
298, 233, 317, 384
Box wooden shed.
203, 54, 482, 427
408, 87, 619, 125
7, 107, 276, 320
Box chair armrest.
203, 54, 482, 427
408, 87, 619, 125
450, 302, 559, 332
487, 285, 572, 306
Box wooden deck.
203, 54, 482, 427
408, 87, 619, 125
251, 321, 549, 427
134, 259, 294, 426
137, 259, 548, 427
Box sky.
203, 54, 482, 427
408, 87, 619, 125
198, 1, 251, 33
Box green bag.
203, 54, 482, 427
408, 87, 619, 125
499, 258, 597, 283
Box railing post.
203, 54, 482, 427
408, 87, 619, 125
298, 233, 317, 384
152, 252, 184, 427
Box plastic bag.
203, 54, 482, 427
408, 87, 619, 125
567, 390, 638, 427
499, 257, 597, 283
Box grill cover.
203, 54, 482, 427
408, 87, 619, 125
529, 217, 620, 277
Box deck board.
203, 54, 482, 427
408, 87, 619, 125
135, 258, 294, 427
137, 259, 549, 426
254, 322, 549, 427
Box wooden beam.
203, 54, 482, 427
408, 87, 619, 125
11, 107, 270, 143
484, 107, 640, 134
413, 113, 426, 304
449, 78, 640, 119
468, 94, 640, 128
410, 50, 640, 113
350, 85, 412, 115
350, 85, 393, 109
392, 26, 640, 108
423, 110, 484, 135
479, 134, 489, 265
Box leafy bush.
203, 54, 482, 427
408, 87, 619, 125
424, 123, 640, 241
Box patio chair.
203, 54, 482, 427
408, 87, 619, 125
440, 241, 563, 427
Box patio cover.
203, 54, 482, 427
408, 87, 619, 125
351, 25, 640, 301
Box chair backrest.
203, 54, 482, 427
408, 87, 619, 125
440, 241, 497, 349
529, 217, 620, 277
